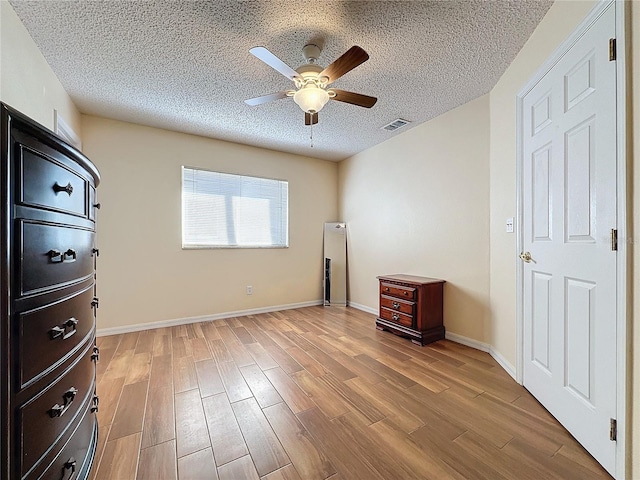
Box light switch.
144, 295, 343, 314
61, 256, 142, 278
506, 218, 514, 233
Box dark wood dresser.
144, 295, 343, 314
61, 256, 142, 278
0, 103, 100, 480
376, 274, 445, 346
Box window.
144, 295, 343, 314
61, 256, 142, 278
182, 167, 289, 248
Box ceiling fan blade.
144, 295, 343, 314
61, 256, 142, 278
244, 92, 289, 106
331, 89, 377, 108
250, 47, 299, 80
320, 46, 369, 84
304, 112, 319, 125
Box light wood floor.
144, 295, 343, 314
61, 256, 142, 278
90, 306, 610, 480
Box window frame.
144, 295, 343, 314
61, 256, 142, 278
181, 166, 290, 250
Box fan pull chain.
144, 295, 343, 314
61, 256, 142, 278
310, 114, 314, 148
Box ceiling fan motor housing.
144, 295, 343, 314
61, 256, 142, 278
296, 63, 323, 76
302, 43, 322, 63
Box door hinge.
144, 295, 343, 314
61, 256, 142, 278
609, 38, 616, 61
611, 229, 618, 251
610, 418, 617, 441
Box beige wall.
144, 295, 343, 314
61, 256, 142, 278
338, 95, 491, 344
82, 115, 338, 331
0, 0, 81, 137
488, 0, 597, 374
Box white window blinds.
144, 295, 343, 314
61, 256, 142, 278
182, 167, 289, 248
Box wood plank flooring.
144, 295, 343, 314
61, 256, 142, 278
90, 306, 611, 480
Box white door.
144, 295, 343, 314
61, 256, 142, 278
521, 4, 617, 475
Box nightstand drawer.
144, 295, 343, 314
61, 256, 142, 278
380, 307, 413, 327
380, 294, 415, 315
380, 282, 416, 300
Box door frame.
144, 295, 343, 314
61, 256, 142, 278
514, 0, 628, 477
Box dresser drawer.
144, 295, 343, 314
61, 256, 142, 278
18, 145, 88, 218
88, 186, 97, 222
380, 282, 416, 300
19, 286, 95, 389
25, 402, 96, 480
380, 294, 415, 316
18, 220, 94, 297
380, 307, 414, 328
19, 343, 95, 477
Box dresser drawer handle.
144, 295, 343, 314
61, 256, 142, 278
62, 457, 77, 480
384, 287, 390, 292
48, 249, 77, 263
91, 394, 100, 413
392, 301, 400, 309
403, 291, 409, 296
49, 317, 78, 340
392, 313, 400, 321
53, 182, 74, 196
48, 249, 63, 262
48, 387, 78, 418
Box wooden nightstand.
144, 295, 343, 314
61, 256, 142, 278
376, 274, 445, 346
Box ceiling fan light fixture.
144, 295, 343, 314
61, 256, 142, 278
246, 44, 376, 122
293, 84, 330, 114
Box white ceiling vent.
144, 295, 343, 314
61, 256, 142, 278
381, 118, 411, 132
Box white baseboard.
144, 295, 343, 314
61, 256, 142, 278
96, 300, 323, 337
347, 301, 377, 315
488, 346, 518, 381
445, 331, 517, 382
445, 331, 491, 353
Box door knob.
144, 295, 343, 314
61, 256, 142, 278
519, 251, 533, 263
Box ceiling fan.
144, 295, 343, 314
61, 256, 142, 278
244, 43, 377, 125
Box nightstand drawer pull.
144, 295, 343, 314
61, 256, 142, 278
53, 181, 74, 196
392, 301, 400, 309
48, 387, 78, 418
392, 313, 400, 321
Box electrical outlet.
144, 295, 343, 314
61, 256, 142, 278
246, 285, 253, 295
506, 217, 514, 233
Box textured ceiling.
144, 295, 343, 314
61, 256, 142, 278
9, 0, 553, 161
